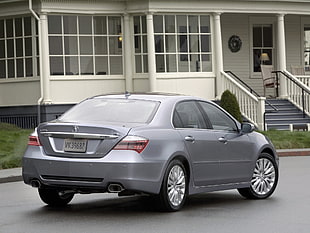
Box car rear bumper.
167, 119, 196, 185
22, 146, 165, 194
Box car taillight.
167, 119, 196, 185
28, 136, 41, 146
113, 136, 149, 153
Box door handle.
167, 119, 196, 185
185, 136, 195, 143
218, 137, 228, 144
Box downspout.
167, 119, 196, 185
29, 0, 43, 125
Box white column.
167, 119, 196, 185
146, 12, 156, 92
213, 12, 224, 98
123, 14, 133, 92
277, 14, 287, 98
40, 13, 51, 103
257, 97, 266, 131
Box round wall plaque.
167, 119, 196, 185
228, 35, 242, 53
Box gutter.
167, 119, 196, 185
28, 0, 44, 125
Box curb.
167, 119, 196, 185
277, 149, 310, 157
0, 167, 22, 184
1, 149, 310, 184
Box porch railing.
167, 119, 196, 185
275, 71, 310, 117
295, 75, 310, 87
221, 71, 265, 130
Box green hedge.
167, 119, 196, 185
220, 90, 242, 122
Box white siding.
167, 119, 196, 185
222, 14, 310, 96
49, 79, 125, 104
156, 77, 215, 99
0, 81, 40, 106
222, 14, 260, 94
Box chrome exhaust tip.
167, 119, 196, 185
108, 184, 124, 193
30, 179, 41, 188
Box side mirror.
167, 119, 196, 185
241, 123, 255, 134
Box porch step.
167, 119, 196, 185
267, 123, 309, 131
266, 118, 310, 124
265, 113, 308, 119
265, 99, 310, 131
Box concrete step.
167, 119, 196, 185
265, 113, 309, 119
267, 123, 310, 131
266, 118, 310, 124
264, 99, 310, 130
265, 105, 298, 110
265, 109, 302, 114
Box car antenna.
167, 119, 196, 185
125, 91, 130, 99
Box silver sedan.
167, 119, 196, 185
22, 93, 279, 211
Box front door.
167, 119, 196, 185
173, 100, 254, 187
199, 101, 255, 183
173, 100, 221, 186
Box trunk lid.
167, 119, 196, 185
37, 122, 130, 158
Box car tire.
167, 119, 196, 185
159, 159, 188, 212
38, 188, 74, 206
238, 153, 278, 199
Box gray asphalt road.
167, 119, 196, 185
0, 156, 309, 233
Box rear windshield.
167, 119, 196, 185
58, 98, 160, 124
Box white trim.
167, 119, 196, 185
146, 12, 156, 91
0, 77, 39, 84
213, 12, 223, 97
156, 72, 215, 79
123, 13, 133, 92
49, 75, 125, 81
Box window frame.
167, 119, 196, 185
133, 15, 148, 74
172, 100, 239, 132
0, 16, 39, 80
153, 14, 212, 74
173, 100, 210, 129
249, 17, 275, 77
48, 15, 124, 78
197, 101, 239, 132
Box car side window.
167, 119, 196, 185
198, 101, 238, 132
173, 101, 207, 129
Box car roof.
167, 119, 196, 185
91, 92, 207, 102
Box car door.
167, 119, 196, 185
198, 101, 255, 184
173, 100, 222, 186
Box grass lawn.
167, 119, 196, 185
261, 130, 310, 149
0, 123, 309, 169
0, 123, 32, 169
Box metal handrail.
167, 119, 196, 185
273, 70, 310, 118
224, 71, 278, 111
224, 71, 260, 97
224, 71, 278, 131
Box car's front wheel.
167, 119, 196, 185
238, 153, 278, 199
38, 188, 74, 206
159, 159, 188, 211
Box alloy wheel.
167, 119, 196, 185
251, 157, 276, 195
167, 165, 186, 207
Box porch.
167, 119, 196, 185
222, 70, 310, 131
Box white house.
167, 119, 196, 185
1, 0, 310, 129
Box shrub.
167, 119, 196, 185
220, 90, 243, 122
0, 123, 32, 169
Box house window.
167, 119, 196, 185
134, 16, 148, 73
153, 15, 212, 73
304, 25, 310, 71
48, 15, 123, 76
0, 16, 39, 79
252, 24, 273, 72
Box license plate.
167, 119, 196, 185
63, 138, 87, 153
